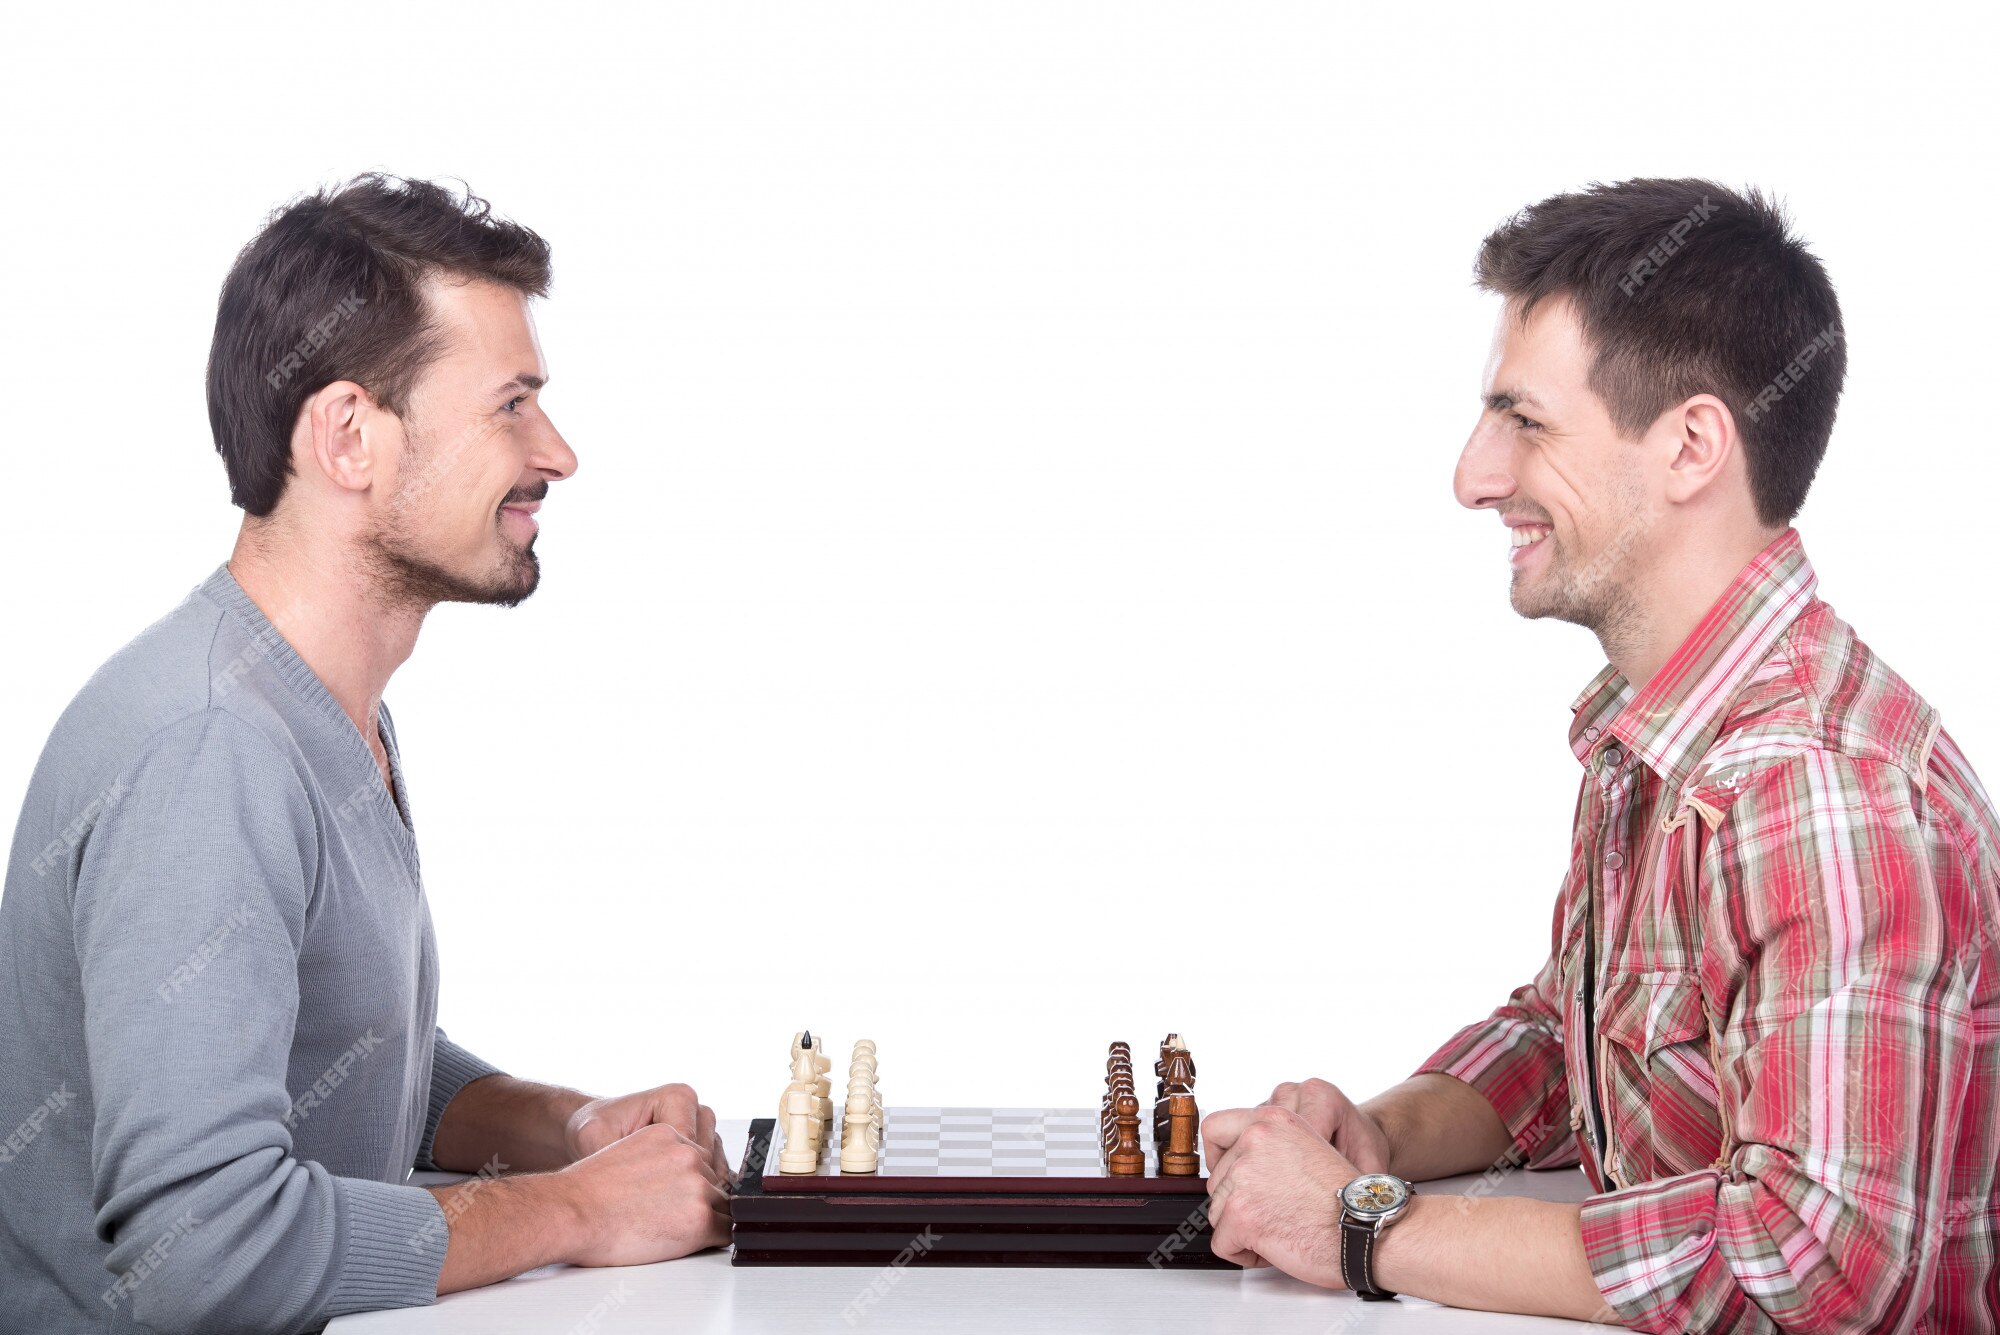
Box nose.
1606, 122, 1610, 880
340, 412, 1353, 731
1453, 416, 1515, 511
531, 413, 578, 482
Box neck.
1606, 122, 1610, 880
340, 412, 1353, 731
227, 518, 428, 743
1599, 522, 1786, 689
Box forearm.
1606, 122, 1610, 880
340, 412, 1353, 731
431, 1074, 595, 1173
1376, 1192, 1604, 1321
1361, 1072, 1513, 1181
426, 1170, 591, 1294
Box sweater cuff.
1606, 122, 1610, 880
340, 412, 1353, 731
321, 1176, 448, 1320
418, 1031, 507, 1171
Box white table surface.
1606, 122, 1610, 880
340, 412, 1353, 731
329, 1120, 1598, 1334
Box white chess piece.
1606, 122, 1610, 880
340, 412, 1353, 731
844, 1039, 883, 1165
839, 1076, 880, 1172
809, 1044, 833, 1135
781, 1036, 834, 1138
778, 1098, 822, 1172
777, 1045, 824, 1120
778, 1040, 829, 1172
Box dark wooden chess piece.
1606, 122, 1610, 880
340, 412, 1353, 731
1101, 1042, 1145, 1175
1106, 1090, 1144, 1175
1154, 1036, 1200, 1177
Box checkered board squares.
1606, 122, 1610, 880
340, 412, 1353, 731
760, 1106, 1202, 1193
883, 1108, 1104, 1175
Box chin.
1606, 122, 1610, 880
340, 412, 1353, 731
370, 541, 542, 609
477, 546, 542, 607
481, 563, 541, 608
1508, 570, 1572, 625
1509, 588, 1553, 621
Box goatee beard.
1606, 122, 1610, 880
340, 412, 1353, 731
362, 522, 541, 611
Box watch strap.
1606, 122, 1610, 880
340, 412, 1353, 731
1338, 1214, 1398, 1301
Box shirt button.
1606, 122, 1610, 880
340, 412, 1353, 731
1583, 726, 1601, 742
1602, 747, 1624, 769
1604, 850, 1625, 871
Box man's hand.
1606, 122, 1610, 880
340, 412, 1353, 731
430, 1080, 735, 1292
1262, 1077, 1393, 1173
556, 1120, 734, 1267
564, 1082, 728, 1180
1201, 1105, 1359, 1287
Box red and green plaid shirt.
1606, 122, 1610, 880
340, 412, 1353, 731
1416, 528, 2000, 1333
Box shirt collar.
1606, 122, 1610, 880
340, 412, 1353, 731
1567, 528, 1818, 794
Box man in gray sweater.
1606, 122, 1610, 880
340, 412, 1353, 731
0, 176, 730, 1333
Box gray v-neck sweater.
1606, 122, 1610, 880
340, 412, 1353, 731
0, 565, 503, 1333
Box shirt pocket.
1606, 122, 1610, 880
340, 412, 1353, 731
1595, 971, 1718, 1185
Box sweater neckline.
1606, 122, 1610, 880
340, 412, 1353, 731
195, 564, 421, 866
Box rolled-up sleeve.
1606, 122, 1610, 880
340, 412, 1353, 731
416, 1028, 506, 1172
1412, 888, 1580, 1171
73, 710, 448, 1332
1579, 750, 1978, 1334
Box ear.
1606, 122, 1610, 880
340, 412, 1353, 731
1661, 393, 1740, 506
300, 380, 380, 496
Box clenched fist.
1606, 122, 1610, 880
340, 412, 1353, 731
1201, 1104, 1360, 1287
558, 1082, 733, 1266
1260, 1076, 1393, 1173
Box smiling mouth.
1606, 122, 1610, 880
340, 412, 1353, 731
1510, 524, 1551, 550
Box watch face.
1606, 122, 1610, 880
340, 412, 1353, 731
1341, 1173, 1409, 1218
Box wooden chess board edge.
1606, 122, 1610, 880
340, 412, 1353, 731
732, 1247, 1228, 1269
728, 1121, 1226, 1269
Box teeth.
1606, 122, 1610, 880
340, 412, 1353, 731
1511, 525, 1550, 548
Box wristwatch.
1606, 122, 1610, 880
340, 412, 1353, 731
1337, 1172, 1414, 1300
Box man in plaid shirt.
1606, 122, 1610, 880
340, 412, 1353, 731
1201, 179, 1999, 1332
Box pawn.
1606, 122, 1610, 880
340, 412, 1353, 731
1105, 1090, 1144, 1175
839, 1082, 881, 1173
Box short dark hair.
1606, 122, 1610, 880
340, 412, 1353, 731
1474, 178, 1844, 525
206, 174, 553, 516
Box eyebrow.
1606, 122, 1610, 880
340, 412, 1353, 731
492, 374, 546, 397
1484, 386, 1544, 414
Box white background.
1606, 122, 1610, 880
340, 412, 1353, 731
3, 2, 1994, 1121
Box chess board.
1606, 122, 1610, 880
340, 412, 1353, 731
758, 1107, 1197, 1192
730, 1106, 1225, 1267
